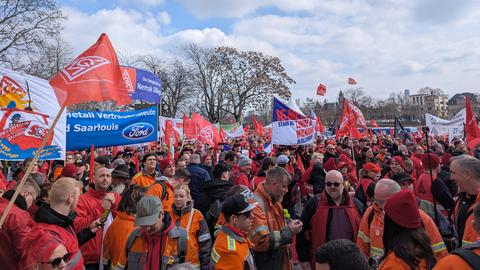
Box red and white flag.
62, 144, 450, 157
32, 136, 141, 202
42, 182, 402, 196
348, 77, 357, 85
316, 83, 327, 96
465, 96, 480, 144
252, 117, 266, 136
337, 99, 366, 139
191, 113, 214, 146
50, 33, 131, 106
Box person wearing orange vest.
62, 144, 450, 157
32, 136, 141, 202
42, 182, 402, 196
357, 179, 447, 266
297, 170, 362, 270
130, 153, 159, 188
378, 190, 437, 269
102, 185, 145, 269
211, 193, 257, 270
164, 185, 212, 269
249, 166, 303, 270
450, 155, 480, 247
434, 204, 480, 269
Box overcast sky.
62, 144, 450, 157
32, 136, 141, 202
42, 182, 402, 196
60, 0, 480, 103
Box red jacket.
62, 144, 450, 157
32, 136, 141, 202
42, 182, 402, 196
74, 187, 121, 264
0, 197, 34, 269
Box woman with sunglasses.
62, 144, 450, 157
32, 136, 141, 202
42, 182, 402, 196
164, 185, 212, 270
21, 228, 71, 270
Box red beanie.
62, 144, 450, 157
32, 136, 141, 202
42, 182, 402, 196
384, 190, 421, 229
363, 162, 381, 172
323, 158, 337, 172
392, 156, 405, 169
441, 153, 452, 167
20, 228, 65, 269
421, 153, 440, 169
61, 163, 78, 178
159, 159, 174, 172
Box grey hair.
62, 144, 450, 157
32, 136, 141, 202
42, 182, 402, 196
452, 155, 480, 180
375, 178, 401, 195
189, 153, 201, 164
266, 166, 291, 184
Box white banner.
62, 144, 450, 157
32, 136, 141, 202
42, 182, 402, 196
0, 67, 66, 160
225, 125, 244, 138
159, 116, 183, 138
426, 109, 465, 142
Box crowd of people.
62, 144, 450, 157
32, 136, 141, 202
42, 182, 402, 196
1, 133, 480, 270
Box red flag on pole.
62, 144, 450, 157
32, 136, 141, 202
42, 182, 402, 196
50, 33, 131, 106
219, 127, 226, 143
252, 117, 265, 136
348, 77, 357, 85
89, 144, 95, 183
337, 99, 366, 139
316, 83, 327, 96
465, 96, 480, 143
191, 113, 214, 146
183, 114, 195, 139
164, 120, 180, 158
297, 153, 305, 175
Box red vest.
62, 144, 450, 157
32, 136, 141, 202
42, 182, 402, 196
309, 192, 361, 267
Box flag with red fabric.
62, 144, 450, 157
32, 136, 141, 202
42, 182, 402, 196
50, 33, 131, 106
252, 117, 265, 136
465, 96, 480, 143
190, 113, 214, 146
348, 77, 357, 85
316, 83, 327, 96
164, 120, 180, 147
243, 125, 250, 139
219, 127, 226, 143
183, 114, 195, 139
337, 99, 367, 139
311, 110, 325, 134
296, 153, 305, 175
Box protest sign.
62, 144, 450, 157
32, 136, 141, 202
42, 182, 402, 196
271, 98, 315, 145
426, 109, 466, 142
67, 107, 157, 150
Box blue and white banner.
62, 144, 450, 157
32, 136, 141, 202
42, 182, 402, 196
121, 66, 162, 103
66, 107, 158, 150
271, 98, 316, 145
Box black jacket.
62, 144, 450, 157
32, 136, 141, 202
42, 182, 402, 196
202, 179, 233, 207
35, 204, 95, 246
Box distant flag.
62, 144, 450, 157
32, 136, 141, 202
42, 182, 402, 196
316, 83, 327, 96
337, 99, 367, 139
394, 117, 409, 142
465, 96, 480, 144
348, 77, 357, 85
50, 33, 131, 106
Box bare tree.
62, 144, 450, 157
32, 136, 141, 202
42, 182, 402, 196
215, 47, 293, 122
0, 0, 65, 68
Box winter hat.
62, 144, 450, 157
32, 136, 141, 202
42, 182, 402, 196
159, 159, 174, 172
441, 153, 452, 167
95, 156, 111, 167
384, 190, 421, 229
111, 164, 130, 179
390, 172, 413, 184
363, 162, 381, 172
237, 156, 252, 167
111, 158, 126, 168
323, 157, 338, 172
61, 164, 78, 178
392, 156, 405, 168
277, 155, 290, 165
421, 153, 440, 169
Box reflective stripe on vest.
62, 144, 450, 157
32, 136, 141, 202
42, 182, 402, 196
67, 251, 84, 269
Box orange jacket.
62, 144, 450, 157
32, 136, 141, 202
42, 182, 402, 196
130, 170, 156, 187
164, 203, 212, 269
379, 252, 428, 270
211, 225, 256, 270
433, 247, 480, 270
74, 187, 121, 264
249, 183, 292, 270
102, 211, 135, 269
357, 205, 447, 260
145, 179, 174, 213
454, 193, 480, 247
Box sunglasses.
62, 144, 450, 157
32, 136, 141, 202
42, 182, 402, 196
46, 253, 71, 268
326, 148, 335, 151
325, 182, 341, 187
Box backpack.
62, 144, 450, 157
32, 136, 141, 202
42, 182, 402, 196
451, 243, 480, 269
205, 199, 222, 236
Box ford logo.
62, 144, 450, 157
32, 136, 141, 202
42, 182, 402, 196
122, 123, 154, 139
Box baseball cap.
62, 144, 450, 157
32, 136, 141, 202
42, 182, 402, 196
222, 194, 258, 217
277, 155, 289, 165
135, 196, 163, 226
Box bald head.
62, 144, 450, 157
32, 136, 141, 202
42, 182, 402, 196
325, 170, 343, 182
374, 178, 400, 201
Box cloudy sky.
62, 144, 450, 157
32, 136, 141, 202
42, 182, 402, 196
60, 0, 480, 102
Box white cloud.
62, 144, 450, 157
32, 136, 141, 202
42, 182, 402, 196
158, 11, 171, 25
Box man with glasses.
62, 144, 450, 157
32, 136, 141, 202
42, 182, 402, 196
297, 170, 362, 270
356, 178, 447, 264
323, 144, 337, 164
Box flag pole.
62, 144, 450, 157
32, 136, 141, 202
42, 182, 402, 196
0, 104, 66, 228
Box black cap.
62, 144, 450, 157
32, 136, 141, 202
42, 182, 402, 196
74, 159, 86, 166
222, 194, 258, 217
391, 172, 413, 184
95, 156, 111, 167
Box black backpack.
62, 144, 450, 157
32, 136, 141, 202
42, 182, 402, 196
451, 243, 480, 269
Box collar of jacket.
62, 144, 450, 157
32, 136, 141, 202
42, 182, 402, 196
172, 201, 193, 217
87, 183, 111, 198
141, 168, 158, 178
117, 211, 135, 222
255, 182, 275, 205
35, 204, 76, 228
222, 224, 247, 242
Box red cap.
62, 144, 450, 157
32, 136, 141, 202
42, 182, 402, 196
337, 161, 348, 168
384, 190, 421, 229
363, 162, 381, 172
61, 163, 78, 178
159, 159, 174, 172
421, 153, 440, 169
392, 156, 405, 168
323, 158, 337, 172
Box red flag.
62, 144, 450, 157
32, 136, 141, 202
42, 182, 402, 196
297, 153, 305, 175
337, 99, 366, 139
465, 96, 480, 143
49, 33, 131, 106
191, 113, 214, 146
370, 119, 379, 127
219, 127, 226, 143
243, 125, 250, 139
183, 114, 195, 139
165, 120, 180, 146
348, 77, 357, 85
316, 83, 327, 96
252, 117, 265, 136
315, 115, 325, 133
89, 145, 95, 183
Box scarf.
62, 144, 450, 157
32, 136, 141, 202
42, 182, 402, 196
142, 230, 165, 270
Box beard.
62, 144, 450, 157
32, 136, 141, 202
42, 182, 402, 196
111, 183, 126, 195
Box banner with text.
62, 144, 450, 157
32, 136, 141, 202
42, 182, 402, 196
272, 98, 316, 145
0, 67, 66, 160
67, 107, 158, 150
426, 109, 466, 142
121, 66, 162, 103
